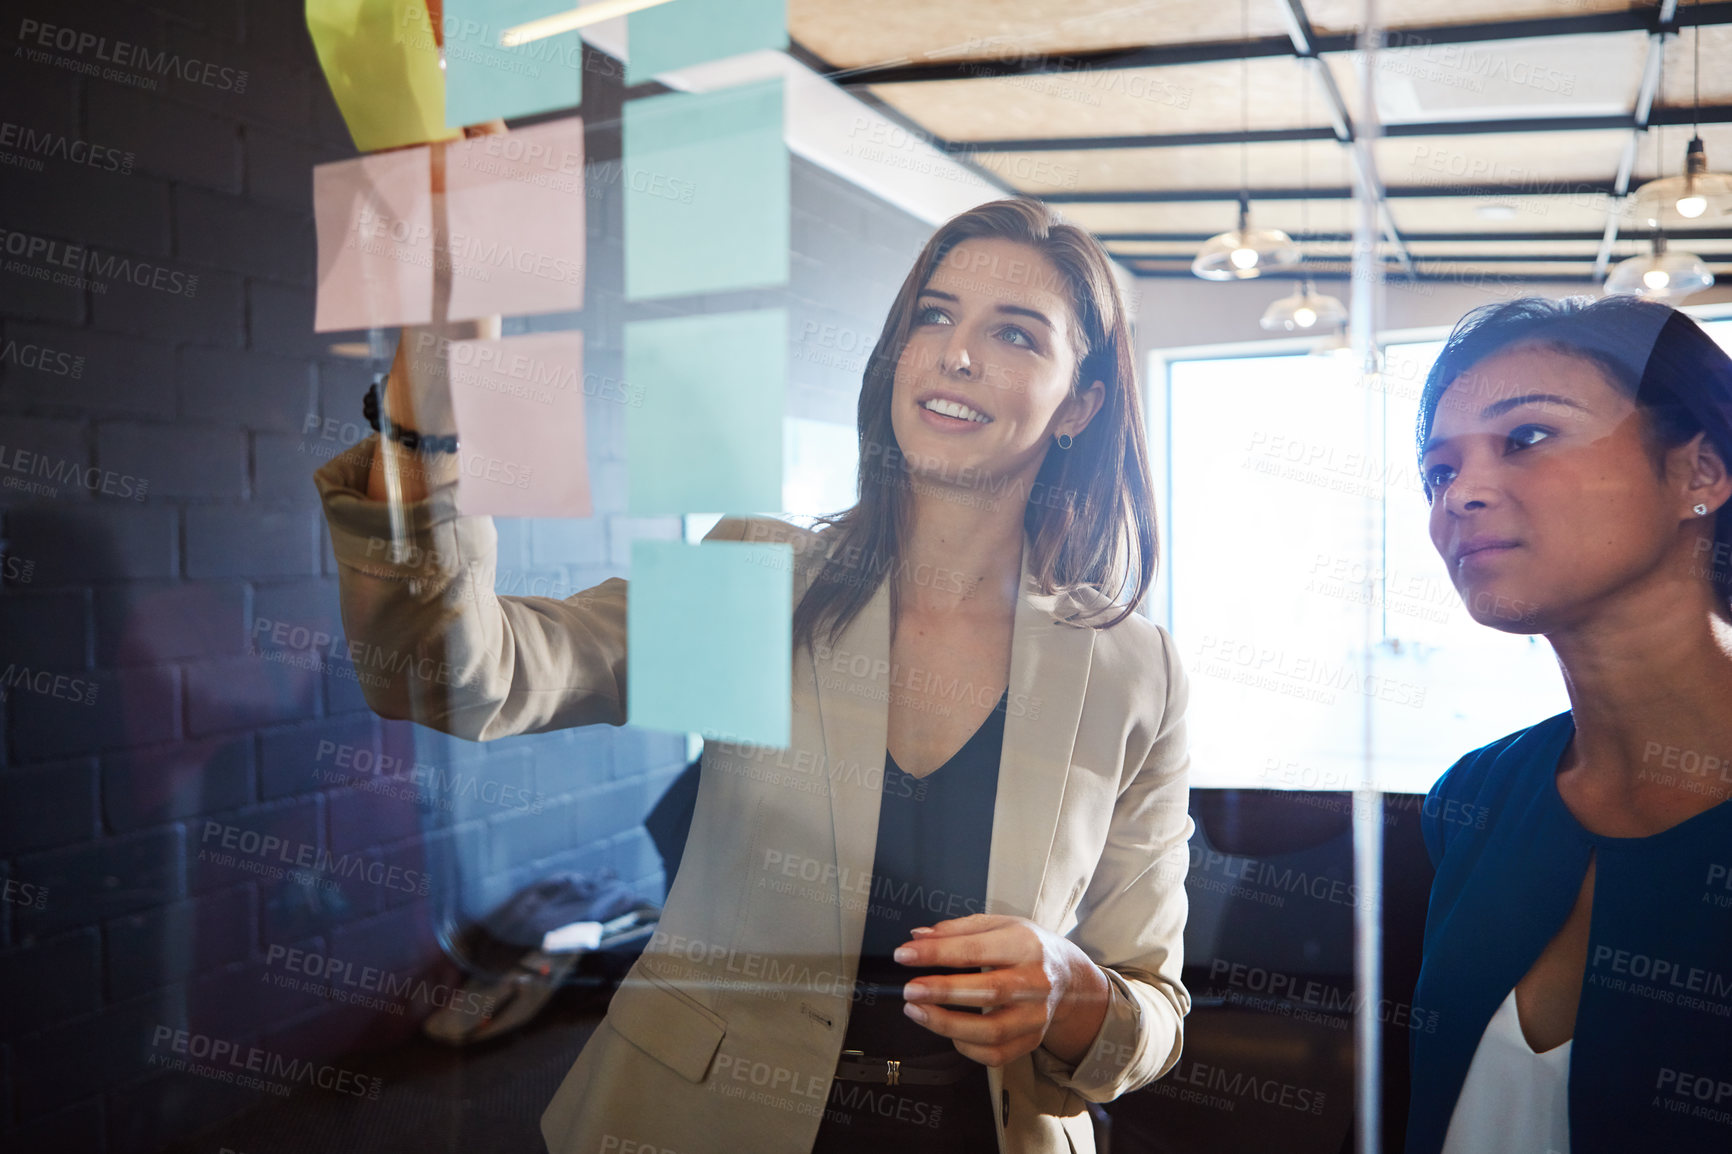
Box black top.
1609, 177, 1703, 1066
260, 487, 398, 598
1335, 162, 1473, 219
810, 692, 1007, 1152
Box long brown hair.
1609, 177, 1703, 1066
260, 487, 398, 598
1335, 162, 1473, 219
791, 198, 1159, 652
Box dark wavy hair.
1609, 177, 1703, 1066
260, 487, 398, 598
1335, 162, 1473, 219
1415, 295, 1732, 603
791, 198, 1159, 652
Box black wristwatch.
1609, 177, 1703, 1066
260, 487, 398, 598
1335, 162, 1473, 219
363, 378, 459, 454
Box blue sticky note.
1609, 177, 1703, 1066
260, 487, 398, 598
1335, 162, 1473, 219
626, 0, 788, 84
623, 79, 788, 300
628, 538, 792, 746
626, 309, 786, 515
443, 0, 582, 125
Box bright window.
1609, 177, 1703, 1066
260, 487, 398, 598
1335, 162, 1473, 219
1165, 342, 1568, 795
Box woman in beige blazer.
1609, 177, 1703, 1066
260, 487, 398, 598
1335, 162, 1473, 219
314, 197, 1193, 1154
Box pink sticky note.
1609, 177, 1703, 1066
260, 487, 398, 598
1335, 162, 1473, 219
444, 118, 587, 322
444, 331, 592, 518
313, 148, 434, 332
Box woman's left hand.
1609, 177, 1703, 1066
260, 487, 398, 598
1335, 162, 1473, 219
895, 914, 1111, 1068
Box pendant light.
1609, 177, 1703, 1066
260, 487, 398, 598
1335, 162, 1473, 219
1628, 4, 1732, 226
1604, 231, 1715, 302
1193, 196, 1302, 279
1194, 0, 1301, 280
1607, 36, 1716, 304
1262, 283, 1349, 330
1261, 71, 1345, 329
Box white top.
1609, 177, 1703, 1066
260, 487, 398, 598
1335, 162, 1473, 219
1441, 988, 1572, 1154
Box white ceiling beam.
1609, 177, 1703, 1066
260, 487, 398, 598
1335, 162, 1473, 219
1593, 0, 1679, 278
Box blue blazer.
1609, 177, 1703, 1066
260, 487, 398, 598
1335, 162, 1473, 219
1408, 711, 1732, 1154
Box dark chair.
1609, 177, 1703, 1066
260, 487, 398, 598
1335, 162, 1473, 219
1103, 789, 1432, 1154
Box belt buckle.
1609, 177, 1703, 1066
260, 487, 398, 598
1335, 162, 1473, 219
885, 1059, 900, 1087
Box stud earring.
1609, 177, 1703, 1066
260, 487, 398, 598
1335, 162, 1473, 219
1695, 503, 1711, 516
1056, 433, 1073, 450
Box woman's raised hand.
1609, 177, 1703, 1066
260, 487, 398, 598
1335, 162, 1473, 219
365, 119, 508, 503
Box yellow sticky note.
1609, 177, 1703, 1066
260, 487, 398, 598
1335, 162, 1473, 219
307, 0, 463, 153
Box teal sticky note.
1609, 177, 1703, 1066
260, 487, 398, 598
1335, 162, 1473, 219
626, 0, 788, 84
626, 309, 786, 515
628, 538, 792, 746
623, 79, 788, 300
443, 0, 582, 125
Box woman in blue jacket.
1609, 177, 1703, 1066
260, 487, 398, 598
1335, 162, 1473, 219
1407, 296, 1732, 1154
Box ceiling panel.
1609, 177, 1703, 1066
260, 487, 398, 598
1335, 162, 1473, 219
1323, 31, 1648, 125
970, 138, 1354, 195
1407, 260, 1607, 279
1056, 196, 1360, 237
1102, 240, 1211, 256
1304, 0, 1640, 37
1604, 235, 1732, 260
867, 55, 1317, 142
1116, 256, 1206, 272
1657, 24, 1732, 110
1375, 130, 1632, 191
1386, 193, 1616, 234
1054, 202, 1229, 234
1403, 238, 1610, 257
789, 0, 1292, 71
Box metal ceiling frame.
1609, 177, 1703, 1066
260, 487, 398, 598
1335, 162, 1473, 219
1116, 263, 1732, 282
945, 104, 1732, 153
793, 0, 1732, 282
1116, 249, 1732, 262
1093, 226, 1732, 242
1041, 181, 1621, 200
1278, 0, 1415, 278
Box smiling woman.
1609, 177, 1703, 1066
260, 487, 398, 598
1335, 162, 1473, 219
315, 196, 1193, 1154
1403, 297, 1732, 1154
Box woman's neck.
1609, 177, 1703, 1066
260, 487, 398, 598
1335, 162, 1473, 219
896, 472, 1029, 617
1547, 578, 1732, 828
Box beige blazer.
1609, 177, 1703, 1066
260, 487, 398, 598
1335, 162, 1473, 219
314, 437, 1194, 1154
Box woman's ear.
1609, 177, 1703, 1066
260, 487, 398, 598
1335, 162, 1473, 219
1681, 431, 1732, 519
1058, 378, 1107, 440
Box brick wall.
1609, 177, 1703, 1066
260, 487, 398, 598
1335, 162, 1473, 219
0, 2, 933, 1150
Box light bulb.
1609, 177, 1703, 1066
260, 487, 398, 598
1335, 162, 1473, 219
1230, 247, 1259, 270
1676, 194, 1708, 219
1643, 268, 1672, 290
1292, 306, 1317, 328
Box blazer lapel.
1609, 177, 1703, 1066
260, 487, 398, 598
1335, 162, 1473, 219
813, 573, 893, 964
986, 547, 1095, 925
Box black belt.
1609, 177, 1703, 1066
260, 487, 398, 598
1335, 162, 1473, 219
833, 1049, 973, 1087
